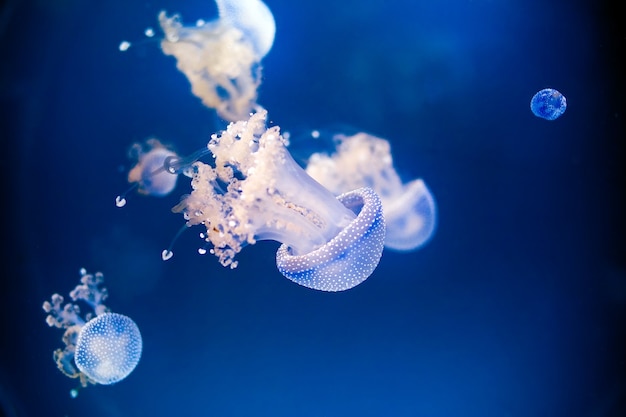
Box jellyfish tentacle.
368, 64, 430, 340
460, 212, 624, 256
158, 0, 274, 122
163, 147, 212, 175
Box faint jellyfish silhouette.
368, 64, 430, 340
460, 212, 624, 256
116, 138, 184, 207
530, 88, 567, 120
305, 132, 437, 252
158, 0, 276, 122
42, 268, 142, 389
170, 109, 386, 292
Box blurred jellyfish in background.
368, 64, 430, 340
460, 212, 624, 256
127, 139, 179, 197
42, 269, 142, 389
158, 0, 276, 122
530, 88, 567, 120
115, 138, 181, 207
171, 109, 386, 292
305, 133, 437, 252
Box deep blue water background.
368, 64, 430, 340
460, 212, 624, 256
1, 0, 624, 416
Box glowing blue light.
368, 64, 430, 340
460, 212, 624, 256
530, 88, 567, 120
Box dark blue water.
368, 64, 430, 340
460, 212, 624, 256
1, 0, 624, 416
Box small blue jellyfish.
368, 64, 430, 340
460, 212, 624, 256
74, 312, 142, 385
43, 268, 143, 388
530, 88, 567, 120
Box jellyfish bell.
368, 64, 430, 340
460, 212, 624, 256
530, 88, 567, 120
74, 312, 143, 385
215, 0, 276, 58
116, 138, 184, 207
42, 269, 143, 389
172, 109, 386, 291
382, 178, 437, 251
305, 132, 437, 252
157, 0, 275, 122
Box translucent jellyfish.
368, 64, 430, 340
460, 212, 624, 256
304, 133, 437, 252
74, 313, 142, 385
116, 138, 182, 207
530, 88, 567, 120
42, 268, 143, 387
171, 109, 386, 292
158, 0, 276, 122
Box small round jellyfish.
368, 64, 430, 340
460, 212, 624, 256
74, 313, 142, 385
116, 138, 181, 207
530, 88, 567, 120
42, 269, 143, 388
305, 133, 437, 252
172, 109, 386, 291
158, 0, 276, 122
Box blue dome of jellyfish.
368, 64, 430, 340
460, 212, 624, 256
74, 313, 143, 385
530, 88, 567, 120
42, 269, 143, 389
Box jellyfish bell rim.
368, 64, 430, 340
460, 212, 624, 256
276, 187, 386, 292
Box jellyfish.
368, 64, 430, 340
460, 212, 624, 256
42, 268, 142, 387
116, 138, 183, 207
171, 109, 386, 292
304, 133, 437, 252
158, 0, 276, 122
73, 313, 142, 385
530, 88, 567, 120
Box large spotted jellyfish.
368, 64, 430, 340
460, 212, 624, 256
304, 133, 437, 252
158, 0, 276, 122
171, 109, 386, 292
42, 269, 143, 388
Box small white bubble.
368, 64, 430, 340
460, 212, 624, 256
144, 27, 155, 37
118, 41, 131, 52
